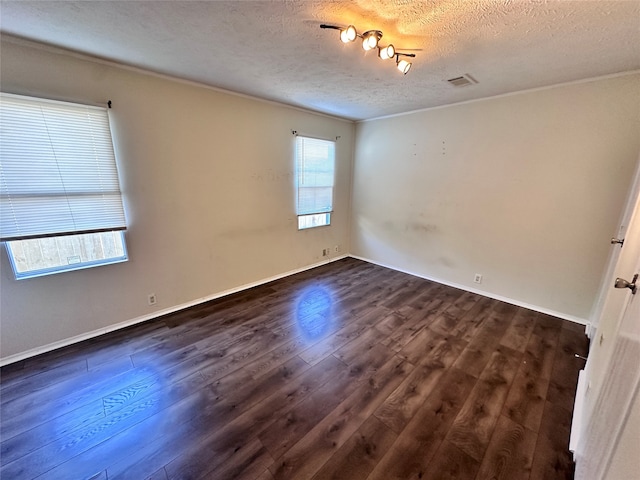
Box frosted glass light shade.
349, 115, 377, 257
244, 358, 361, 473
362, 32, 379, 51
340, 25, 357, 43
379, 44, 395, 59
397, 59, 412, 74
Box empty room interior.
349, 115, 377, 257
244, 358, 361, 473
0, 1, 639, 479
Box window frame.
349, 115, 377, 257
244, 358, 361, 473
5, 231, 129, 280
295, 135, 336, 230
297, 212, 331, 230
0, 93, 128, 279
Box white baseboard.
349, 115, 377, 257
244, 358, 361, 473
0, 255, 348, 367
349, 254, 589, 326
570, 369, 587, 458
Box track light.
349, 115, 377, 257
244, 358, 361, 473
340, 25, 357, 43
362, 30, 382, 51
379, 44, 395, 60
397, 59, 411, 74
395, 52, 415, 75
320, 23, 416, 75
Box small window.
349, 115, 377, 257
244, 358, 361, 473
295, 136, 335, 230
6, 231, 128, 280
298, 213, 331, 230
0, 93, 128, 279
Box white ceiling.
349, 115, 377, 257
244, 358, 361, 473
1, 1, 639, 121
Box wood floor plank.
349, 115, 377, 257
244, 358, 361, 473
297, 305, 391, 365
0, 258, 584, 480
1, 362, 168, 441
367, 367, 477, 480
0, 398, 106, 467
4, 386, 211, 479
379, 287, 461, 353
397, 327, 466, 367
546, 327, 589, 412
421, 440, 480, 480
372, 311, 410, 337
268, 356, 411, 480
107, 355, 338, 480
258, 342, 396, 461
375, 332, 467, 433
0, 358, 88, 402
459, 302, 517, 344
475, 414, 537, 480
379, 278, 435, 310
523, 333, 557, 381
134, 356, 348, 480
500, 307, 537, 353
530, 401, 575, 480
196, 437, 274, 480
309, 415, 397, 480
501, 327, 558, 432
332, 327, 392, 367
452, 305, 516, 378
446, 346, 521, 462
501, 355, 549, 432
428, 291, 483, 337
257, 362, 374, 461
147, 467, 169, 480
255, 469, 275, 480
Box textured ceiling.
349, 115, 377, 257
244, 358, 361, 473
1, 0, 639, 121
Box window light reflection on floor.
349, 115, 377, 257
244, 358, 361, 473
295, 285, 334, 341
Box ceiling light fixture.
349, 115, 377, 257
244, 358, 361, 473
395, 53, 415, 75
320, 23, 416, 74
379, 44, 395, 60
340, 25, 357, 43
361, 30, 382, 51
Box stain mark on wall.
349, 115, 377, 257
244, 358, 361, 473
406, 222, 438, 234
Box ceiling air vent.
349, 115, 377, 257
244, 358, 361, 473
447, 74, 478, 87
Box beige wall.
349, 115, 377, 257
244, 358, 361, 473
351, 74, 640, 320
2, 37, 639, 362
0, 39, 354, 360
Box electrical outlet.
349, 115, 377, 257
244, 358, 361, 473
474, 274, 483, 284
334, 245, 340, 253
148, 293, 157, 306
322, 248, 328, 257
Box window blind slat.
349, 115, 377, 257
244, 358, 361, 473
0, 93, 127, 241
296, 136, 335, 216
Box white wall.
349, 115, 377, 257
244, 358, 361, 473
351, 74, 640, 320
0, 38, 354, 361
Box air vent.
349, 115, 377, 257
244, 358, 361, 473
447, 74, 478, 87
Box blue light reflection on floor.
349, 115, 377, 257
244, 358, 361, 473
295, 285, 335, 342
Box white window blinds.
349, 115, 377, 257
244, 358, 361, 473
295, 136, 335, 216
0, 93, 126, 242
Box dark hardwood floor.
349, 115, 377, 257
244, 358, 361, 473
0, 257, 588, 479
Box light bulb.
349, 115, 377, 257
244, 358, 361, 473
341, 25, 357, 42
362, 32, 379, 51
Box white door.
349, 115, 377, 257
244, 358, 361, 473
574, 166, 640, 479
590, 155, 640, 335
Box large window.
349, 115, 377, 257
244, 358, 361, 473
295, 135, 335, 230
0, 93, 128, 279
